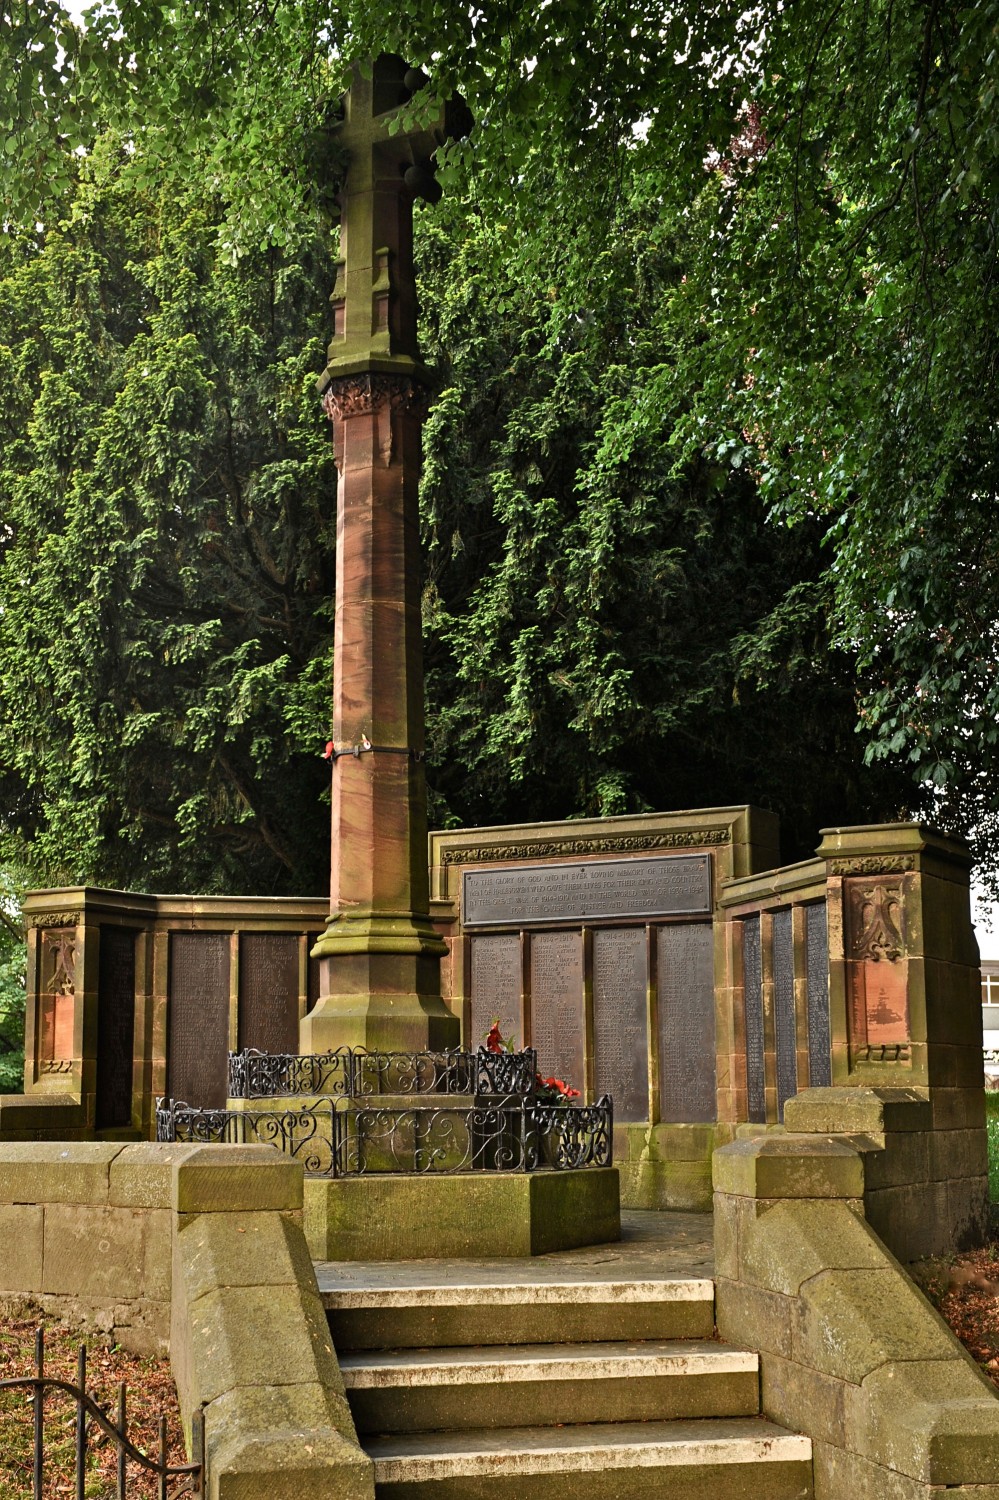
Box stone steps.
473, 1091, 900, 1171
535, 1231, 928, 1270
364, 1419, 813, 1500
322, 1274, 716, 1348
319, 1221, 812, 1499
340, 1338, 761, 1433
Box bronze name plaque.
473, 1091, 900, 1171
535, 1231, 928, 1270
469, 934, 522, 1050
530, 931, 584, 1090
592, 927, 649, 1122
168, 932, 230, 1108
239, 933, 300, 1056
658, 923, 716, 1123
463, 854, 711, 928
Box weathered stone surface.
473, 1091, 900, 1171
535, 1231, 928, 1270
761, 1352, 847, 1450
715, 1275, 794, 1359
740, 1199, 884, 1295
713, 1136, 864, 1200
0, 1203, 43, 1291
0, 1142, 122, 1204
784, 1086, 931, 1139
304, 1170, 620, 1261
172, 1144, 303, 1214
206, 1400, 373, 1500
812, 1438, 931, 1500
178, 1209, 317, 1306
183, 1281, 344, 1406
110, 1142, 192, 1208
927, 1128, 989, 1183
42, 1204, 151, 1300
846, 1358, 999, 1485
794, 1266, 958, 1382
627, 1160, 713, 1213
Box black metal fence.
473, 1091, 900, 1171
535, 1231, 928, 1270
226, 1046, 538, 1100
0, 1328, 202, 1500
156, 1095, 613, 1176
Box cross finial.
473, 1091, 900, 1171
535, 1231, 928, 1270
318, 54, 470, 386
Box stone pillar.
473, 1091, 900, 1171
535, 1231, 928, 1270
301, 55, 466, 1053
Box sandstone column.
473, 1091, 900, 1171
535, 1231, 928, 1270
300, 54, 464, 1053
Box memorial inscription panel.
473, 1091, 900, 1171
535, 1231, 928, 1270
742, 915, 766, 1123
530, 931, 584, 1090
239, 933, 300, 1056
464, 854, 711, 928
772, 907, 797, 1119
806, 903, 832, 1086
657, 924, 716, 1123
592, 927, 649, 1121
168, 932, 230, 1107
469, 934, 522, 1049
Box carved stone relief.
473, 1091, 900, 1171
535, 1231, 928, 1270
844, 877, 910, 1062
442, 829, 728, 866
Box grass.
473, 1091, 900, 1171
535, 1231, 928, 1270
0, 1316, 187, 1500
987, 1092, 999, 1203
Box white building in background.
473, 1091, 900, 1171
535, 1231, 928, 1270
975, 898, 999, 1081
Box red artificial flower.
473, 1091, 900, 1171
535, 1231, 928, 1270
485, 1022, 505, 1054
322, 741, 335, 760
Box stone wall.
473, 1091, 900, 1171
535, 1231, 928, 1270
0, 1141, 174, 1353
0, 1141, 374, 1500
713, 1129, 999, 1497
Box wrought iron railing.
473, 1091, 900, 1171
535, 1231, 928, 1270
226, 1045, 538, 1100
156, 1095, 613, 1176
1, 1327, 202, 1500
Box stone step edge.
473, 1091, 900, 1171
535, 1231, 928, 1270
321, 1277, 714, 1309
365, 1419, 811, 1483
340, 1340, 756, 1388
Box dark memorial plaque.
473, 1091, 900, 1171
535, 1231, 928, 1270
168, 933, 230, 1107
530, 931, 584, 1091
805, 902, 832, 1086
772, 908, 797, 1120
592, 928, 649, 1122
743, 916, 766, 1123
463, 854, 711, 928
469, 934, 522, 1051
657, 924, 716, 1123
95, 927, 136, 1129
239, 934, 300, 1056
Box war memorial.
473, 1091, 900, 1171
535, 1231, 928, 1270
2, 53, 999, 1500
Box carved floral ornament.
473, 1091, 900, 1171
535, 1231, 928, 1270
320, 373, 432, 425
850, 880, 906, 963
829, 855, 915, 875
440, 829, 729, 865
27, 911, 82, 928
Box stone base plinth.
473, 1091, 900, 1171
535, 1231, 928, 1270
618, 1123, 737, 1213
303, 1168, 621, 1260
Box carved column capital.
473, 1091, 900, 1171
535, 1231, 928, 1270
321, 372, 432, 426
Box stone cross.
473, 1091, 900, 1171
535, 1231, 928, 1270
301, 55, 467, 1054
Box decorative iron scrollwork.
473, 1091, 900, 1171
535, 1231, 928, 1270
155, 1091, 613, 1177
227, 1046, 538, 1100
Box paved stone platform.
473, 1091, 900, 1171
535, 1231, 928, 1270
314, 1209, 714, 1291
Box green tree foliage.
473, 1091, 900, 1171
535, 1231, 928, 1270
4, 8, 995, 884
0, 140, 338, 893
0, 875, 25, 1093
417, 198, 914, 855
0, 133, 911, 895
